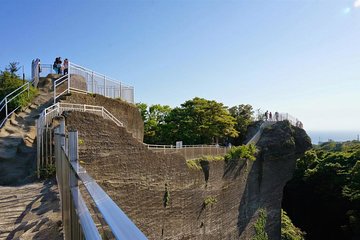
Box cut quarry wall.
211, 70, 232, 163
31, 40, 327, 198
61, 92, 144, 142
65, 111, 311, 240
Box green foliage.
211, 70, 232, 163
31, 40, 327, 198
224, 144, 257, 161
204, 196, 217, 207
285, 141, 360, 239
186, 159, 202, 170
137, 97, 239, 145
186, 156, 224, 170
229, 104, 255, 144
4, 62, 20, 75
281, 209, 305, 240
0, 70, 38, 113
252, 208, 268, 240
39, 164, 56, 179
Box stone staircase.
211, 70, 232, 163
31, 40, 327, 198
0, 75, 63, 239
0, 77, 54, 185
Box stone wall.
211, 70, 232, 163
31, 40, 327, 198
66, 112, 311, 239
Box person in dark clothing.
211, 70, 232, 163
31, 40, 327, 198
53, 57, 62, 74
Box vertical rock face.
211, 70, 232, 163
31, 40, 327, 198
66, 113, 311, 240
238, 121, 311, 239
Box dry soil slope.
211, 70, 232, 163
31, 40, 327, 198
61, 92, 144, 142
66, 111, 311, 240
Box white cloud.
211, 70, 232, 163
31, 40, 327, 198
354, 0, 360, 8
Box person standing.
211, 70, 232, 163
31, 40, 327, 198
269, 112, 272, 120
63, 58, 69, 75
275, 111, 279, 121
264, 110, 268, 121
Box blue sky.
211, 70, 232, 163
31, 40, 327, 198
1, 0, 359, 135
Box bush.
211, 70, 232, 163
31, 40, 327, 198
204, 196, 217, 207
225, 144, 257, 161
0, 71, 38, 113
253, 208, 268, 240
39, 164, 56, 179
281, 209, 305, 240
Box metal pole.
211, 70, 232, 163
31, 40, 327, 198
68, 130, 79, 239
92, 71, 94, 94
104, 76, 106, 97
36, 120, 40, 179
68, 62, 71, 94
5, 98, 8, 117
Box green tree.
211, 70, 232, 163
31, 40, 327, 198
4, 62, 20, 76
229, 104, 254, 145
164, 97, 238, 144
136, 103, 172, 144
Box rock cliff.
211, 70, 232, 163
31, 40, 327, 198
65, 112, 311, 240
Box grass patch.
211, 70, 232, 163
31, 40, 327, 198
252, 208, 268, 240
204, 196, 217, 207
281, 209, 305, 240
39, 164, 56, 179
225, 144, 258, 162
186, 159, 202, 170
186, 155, 224, 170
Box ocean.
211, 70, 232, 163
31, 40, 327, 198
306, 130, 360, 144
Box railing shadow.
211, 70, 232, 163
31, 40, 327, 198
5, 179, 61, 240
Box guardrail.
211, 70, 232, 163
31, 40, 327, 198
146, 144, 229, 160
44, 62, 135, 104
0, 82, 31, 128
54, 123, 147, 239
37, 102, 124, 177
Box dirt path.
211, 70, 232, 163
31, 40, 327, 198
0, 76, 63, 239
0, 180, 62, 240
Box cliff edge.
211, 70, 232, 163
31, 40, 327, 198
65, 112, 311, 239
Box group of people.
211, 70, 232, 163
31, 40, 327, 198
31, 58, 42, 77
53, 57, 69, 75
264, 110, 304, 128
264, 110, 279, 121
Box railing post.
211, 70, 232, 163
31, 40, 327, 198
92, 71, 94, 94
36, 120, 40, 179
5, 98, 8, 117
104, 76, 106, 97
119, 83, 122, 100
53, 81, 56, 104
68, 62, 71, 94
68, 130, 79, 240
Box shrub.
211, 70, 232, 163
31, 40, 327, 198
204, 196, 217, 207
0, 71, 38, 113
253, 208, 268, 240
225, 144, 257, 161
39, 164, 56, 179
281, 209, 305, 240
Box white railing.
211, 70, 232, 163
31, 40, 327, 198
37, 102, 124, 175
0, 81, 31, 128
48, 62, 134, 104
146, 144, 229, 160
54, 125, 147, 239
247, 113, 303, 145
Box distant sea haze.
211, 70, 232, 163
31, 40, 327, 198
307, 130, 360, 144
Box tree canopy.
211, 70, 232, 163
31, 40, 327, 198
137, 97, 250, 145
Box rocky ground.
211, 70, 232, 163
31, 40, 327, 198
0, 76, 63, 239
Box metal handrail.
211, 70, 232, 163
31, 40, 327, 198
0, 81, 30, 128
70, 62, 133, 89
146, 144, 226, 149
37, 102, 125, 174
55, 129, 147, 239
